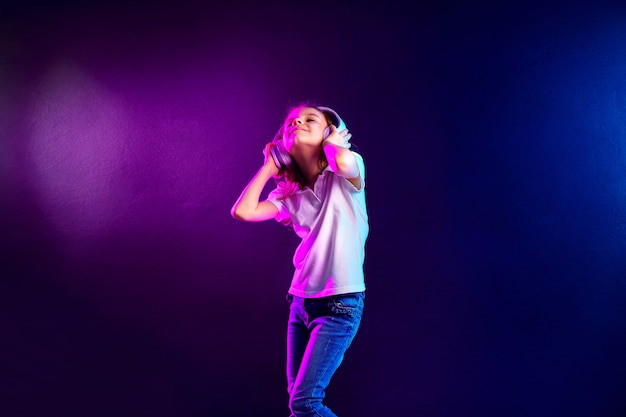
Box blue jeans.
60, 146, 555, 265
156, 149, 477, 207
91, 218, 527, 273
286, 292, 365, 417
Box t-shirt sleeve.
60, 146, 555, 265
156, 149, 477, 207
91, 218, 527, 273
346, 151, 365, 192
267, 187, 291, 224
355, 152, 365, 182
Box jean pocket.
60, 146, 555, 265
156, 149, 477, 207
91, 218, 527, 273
328, 292, 364, 318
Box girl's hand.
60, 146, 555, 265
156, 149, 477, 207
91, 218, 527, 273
322, 125, 352, 149
262, 142, 280, 177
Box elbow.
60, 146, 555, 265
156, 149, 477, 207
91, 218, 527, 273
334, 153, 359, 178
231, 205, 256, 221
231, 205, 246, 221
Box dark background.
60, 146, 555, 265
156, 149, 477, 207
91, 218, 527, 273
2, 1, 626, 416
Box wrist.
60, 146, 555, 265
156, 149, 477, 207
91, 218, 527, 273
323, 139, 349, 150
323, 138, 339, 148
261, 161, 279, 177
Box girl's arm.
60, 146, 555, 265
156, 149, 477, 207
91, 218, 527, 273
231, 144, 280, 222
323, 126, 362, 189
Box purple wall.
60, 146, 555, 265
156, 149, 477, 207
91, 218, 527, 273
2, 1, 626, 416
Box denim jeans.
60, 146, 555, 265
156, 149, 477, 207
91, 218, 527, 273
286, 292, 365, 417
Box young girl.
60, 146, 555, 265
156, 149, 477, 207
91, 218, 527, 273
231, 104, 369, 417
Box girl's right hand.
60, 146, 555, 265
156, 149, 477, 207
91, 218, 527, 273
263, 142, 280, 177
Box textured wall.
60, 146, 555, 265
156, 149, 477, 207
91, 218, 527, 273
2, 1, 625, 416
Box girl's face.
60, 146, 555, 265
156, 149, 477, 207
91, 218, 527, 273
282, 107, 329, 153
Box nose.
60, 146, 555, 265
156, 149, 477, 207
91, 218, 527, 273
289, 118, 303, 126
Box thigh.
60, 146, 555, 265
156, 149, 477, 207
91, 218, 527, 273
292, 293, 365, 398
286, 296, 309, 394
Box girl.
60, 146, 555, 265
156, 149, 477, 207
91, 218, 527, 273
231, 104, 369, 417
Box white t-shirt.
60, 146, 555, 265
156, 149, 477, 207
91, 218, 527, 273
268, 152, 369, 298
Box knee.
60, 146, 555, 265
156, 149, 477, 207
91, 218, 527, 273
289, 396, 315, 417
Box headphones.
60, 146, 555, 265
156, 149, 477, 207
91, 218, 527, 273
269, 106, 347, 170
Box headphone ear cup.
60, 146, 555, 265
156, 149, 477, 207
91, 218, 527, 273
270, 141, 291, 169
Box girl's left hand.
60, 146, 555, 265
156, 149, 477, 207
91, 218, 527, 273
323, 125, 352, 149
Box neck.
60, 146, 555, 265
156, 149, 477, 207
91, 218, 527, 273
292, 147, 326, 188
